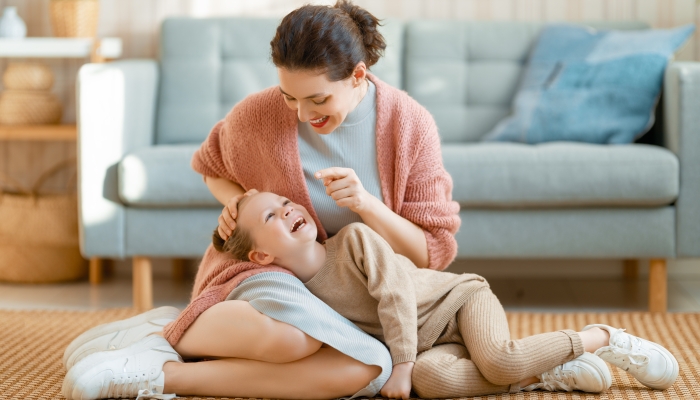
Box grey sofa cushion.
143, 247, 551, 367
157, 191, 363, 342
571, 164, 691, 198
444, 142, 679, 207
119, 145, 219, 207
455, 207, 675, 258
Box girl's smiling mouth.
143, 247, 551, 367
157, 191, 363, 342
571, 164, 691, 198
290, 217, 306, 233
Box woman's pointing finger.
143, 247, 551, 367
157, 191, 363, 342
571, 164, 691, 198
315, 167, 350, 183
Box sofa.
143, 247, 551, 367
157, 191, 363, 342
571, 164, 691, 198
77, 17, 700, 312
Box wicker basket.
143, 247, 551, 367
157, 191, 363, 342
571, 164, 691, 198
0, 159, 86, 283
3, 62, 54, 91
49, 0, 99, 38
0, 90, 62, 125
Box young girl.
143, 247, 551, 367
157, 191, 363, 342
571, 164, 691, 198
214, 191, 678, 399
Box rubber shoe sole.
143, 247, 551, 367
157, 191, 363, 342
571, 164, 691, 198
62, 335, 180, 400
579, 352, 613, 392
63, 306, 180, 371
583, 324, 679, 390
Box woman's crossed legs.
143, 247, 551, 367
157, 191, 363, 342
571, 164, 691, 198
163, 300, 381, 399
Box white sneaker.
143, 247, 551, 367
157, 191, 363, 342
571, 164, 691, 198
62, 335, 182, 400
522, 352, 612, 393
583, 324, 679, 390
63, 306, 180, 370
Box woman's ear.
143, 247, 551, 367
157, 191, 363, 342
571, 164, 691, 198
352, 61, 367, 86
248, 249, 275, 265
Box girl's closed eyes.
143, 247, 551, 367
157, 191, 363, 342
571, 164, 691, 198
265, 199, 291, 222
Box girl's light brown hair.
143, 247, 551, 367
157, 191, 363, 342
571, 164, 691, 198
211, 195, 255, 261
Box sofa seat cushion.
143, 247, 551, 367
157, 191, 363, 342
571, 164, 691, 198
443, 142, 679, 208
119, 145, 219, 207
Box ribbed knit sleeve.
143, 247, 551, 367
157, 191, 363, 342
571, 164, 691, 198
191, 120, 237, 182
372, 75, 460, 271
402, 105, 460, 271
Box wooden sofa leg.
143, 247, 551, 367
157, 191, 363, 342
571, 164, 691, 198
623, 259, 638, 280
89, 257, 102, 284
172, 258, 187, 281
104, 259, 115, 278
649, 259, 667, 313
133, 256, 153, 312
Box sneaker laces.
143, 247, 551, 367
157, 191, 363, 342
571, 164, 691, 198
101, 370, 152, 399
597, 329, 650, 372
537, 365, 577, 392
136, 389, 177, 400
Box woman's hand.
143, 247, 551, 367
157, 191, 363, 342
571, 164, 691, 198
380, 361, 414, 399
315, 166, 429, 268
315, 167, 377, 213
217, 189, 258, 240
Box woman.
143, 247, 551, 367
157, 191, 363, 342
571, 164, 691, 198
62, 2, 677, 399
162, 0, 461, 396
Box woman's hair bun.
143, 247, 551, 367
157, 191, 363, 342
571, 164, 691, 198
271, 0, 386, 80
334, 0, 386, 67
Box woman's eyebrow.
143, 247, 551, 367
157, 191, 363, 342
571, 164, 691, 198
278, 87, 328, 99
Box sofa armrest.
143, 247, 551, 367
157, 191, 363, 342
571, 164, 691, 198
664, 62, 700, 257
77, 60, 159, 258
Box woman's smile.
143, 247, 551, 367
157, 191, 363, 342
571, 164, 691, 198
310, 115, 330, 128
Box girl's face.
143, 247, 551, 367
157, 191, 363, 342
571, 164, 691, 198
237, 192, 318, 267
277, 64, 367, 135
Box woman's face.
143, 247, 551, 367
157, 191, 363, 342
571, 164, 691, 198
277, 65, 366, 135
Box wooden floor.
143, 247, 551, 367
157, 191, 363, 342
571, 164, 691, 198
2, 260, 700, 312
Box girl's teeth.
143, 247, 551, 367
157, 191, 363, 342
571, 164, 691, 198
291, 217, 305, 232
311, 116, 327, 124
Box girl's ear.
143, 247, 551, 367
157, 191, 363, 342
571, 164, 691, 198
248, 250, 274, 265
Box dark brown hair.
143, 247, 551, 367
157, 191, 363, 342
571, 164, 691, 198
270, 0, 386, 81
212, 195, 255, 261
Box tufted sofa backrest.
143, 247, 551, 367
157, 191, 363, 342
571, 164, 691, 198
155, 17, 404, 145
155, 18, 648, 145
404, 21, 649, 143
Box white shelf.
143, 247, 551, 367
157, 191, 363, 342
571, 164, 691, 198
0, 37, 122, 58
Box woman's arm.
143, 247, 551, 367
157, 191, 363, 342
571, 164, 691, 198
316, 102, 459, 270
315, 168, 429, 269
358, 196, 428, 269
205, 176, 245, 206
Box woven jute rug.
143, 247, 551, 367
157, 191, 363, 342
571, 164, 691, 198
1, 308, 699, 400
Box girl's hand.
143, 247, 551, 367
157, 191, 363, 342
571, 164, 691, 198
380, 362, 414, 399
217, 189, 258, 240
315, 167, 376, 213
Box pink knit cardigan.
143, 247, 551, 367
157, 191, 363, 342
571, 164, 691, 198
162, 74, 460, 346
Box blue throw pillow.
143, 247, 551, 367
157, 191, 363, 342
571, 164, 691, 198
483, 24, 695, 144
